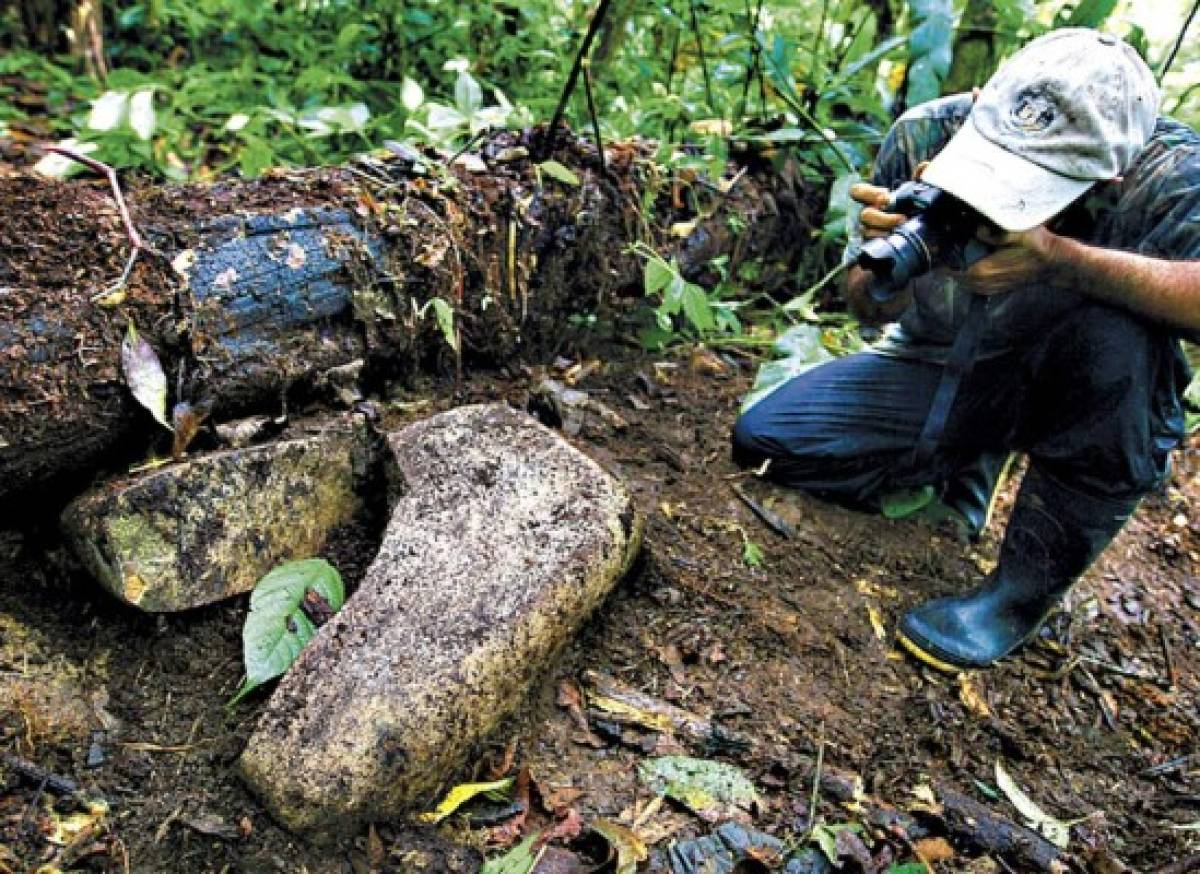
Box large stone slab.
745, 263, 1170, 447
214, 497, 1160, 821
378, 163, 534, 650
239, 404, 642, 834
61, 425, 372, 612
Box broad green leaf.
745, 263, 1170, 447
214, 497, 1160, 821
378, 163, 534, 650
455, 71, 483, 116
638, 756, 759, 818
886, 864, 929, 874
401, 77, 425, 113
419, 777, 514, 823
1065, 0, 1119, 27
643, 256, 674, 297
121, 321, 173, 432
679, 281, 716, 334
811, 823, 865, 863
429, 298, 458, 352
537, 160, 580, 186
880, 486, 936, 519
480, 834, 541, 874
230, 559, 345, 706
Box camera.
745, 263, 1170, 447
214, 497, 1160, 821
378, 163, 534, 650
856, 181, 992, 302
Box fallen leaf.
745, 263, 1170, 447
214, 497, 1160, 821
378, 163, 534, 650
121, 321, 173, 431
591, 819, 648, 874
914, 836, 955, 863
866, 604, 888, 641
994, 760, 1078, 849
367, 823, 384, 868
480, 833, 542, 874
420, 776, 515, 823
638, 756, 758, 821
958, 674, 992, 718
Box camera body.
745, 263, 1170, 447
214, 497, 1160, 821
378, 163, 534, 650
856, 181, 992, 302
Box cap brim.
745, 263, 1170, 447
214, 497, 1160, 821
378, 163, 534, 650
921, 118, 1094, 232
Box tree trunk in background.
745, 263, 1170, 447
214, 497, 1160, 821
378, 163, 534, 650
0, 132, 816, 518
943, 0, 999, 93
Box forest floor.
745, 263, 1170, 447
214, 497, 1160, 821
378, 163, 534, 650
1, 345, 1198, 874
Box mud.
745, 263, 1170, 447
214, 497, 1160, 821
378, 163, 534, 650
0, 345, 1196, 872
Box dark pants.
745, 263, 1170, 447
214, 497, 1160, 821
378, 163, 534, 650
732, 304, 1188, 512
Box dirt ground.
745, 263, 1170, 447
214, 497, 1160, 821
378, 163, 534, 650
1, 346, 1198, 873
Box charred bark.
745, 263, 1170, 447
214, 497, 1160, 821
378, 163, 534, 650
0, 131, 816, 518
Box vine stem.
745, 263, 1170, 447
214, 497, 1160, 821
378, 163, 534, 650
1161, 0, 1200, 81
543, 0, 616, 158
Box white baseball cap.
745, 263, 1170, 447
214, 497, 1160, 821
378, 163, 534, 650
922, 28, 1159, 232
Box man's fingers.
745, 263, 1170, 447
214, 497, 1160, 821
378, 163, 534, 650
849, 182, 891, 207
913, 160, 931, 181
861, 207, 906, 231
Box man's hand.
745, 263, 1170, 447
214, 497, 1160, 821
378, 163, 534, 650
958, 224, 1062, 296
849, 181, 904, 239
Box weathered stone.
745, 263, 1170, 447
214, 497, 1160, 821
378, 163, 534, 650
61, 425, 372, 612
239, 404, 642, 834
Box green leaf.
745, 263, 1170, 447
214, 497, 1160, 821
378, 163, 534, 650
643, 255, 674, 297
429, 297, 459, 352
455, 71, 483, 116
886, 864, 929, 874
537, 159, 580, 186
679, 281, 716, 334
401, 77, 425, 113
229, 559, 345, 706
1064, 0, 1119, 27
480, 834, 541, 874
638, 756, 759, 818
742, 540, 764, 567
811, 823, 865, 863
880, 486, 936, 520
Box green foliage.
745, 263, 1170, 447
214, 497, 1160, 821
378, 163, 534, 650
904, 0, 955, 109
229, 558, 345, 706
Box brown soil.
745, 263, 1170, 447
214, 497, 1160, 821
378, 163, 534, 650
1, 346, 1197, 873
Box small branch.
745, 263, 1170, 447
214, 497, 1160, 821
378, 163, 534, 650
543, 0, 617, 158
805, 722, 826, 838
581, 60, 608, 179
45, 145, 148, 300
1161, 0, 1200, 81
1, 751, 79, 796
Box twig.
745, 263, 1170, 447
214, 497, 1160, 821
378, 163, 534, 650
1077, 654, 1168, 687
544, 0, 616, 158
44, 145, 147, 301
1161, 0, 1200, 81
1, 751, 79, 796
581, 60, 608, 179
739, 0, 767, 119
1160, 624, 1178, 687
805, 722, 826, 838
1139, 754, 1194, 777
445, 128, 488, 169
731, 483, 796, 539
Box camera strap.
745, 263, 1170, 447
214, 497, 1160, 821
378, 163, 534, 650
910, 293, 990, 468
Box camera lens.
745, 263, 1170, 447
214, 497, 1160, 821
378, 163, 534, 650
859, 215, 937, 301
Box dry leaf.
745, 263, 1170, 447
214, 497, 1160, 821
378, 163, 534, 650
958, 674, 992, 718
121, 321, 173, 432
914, 836, 955, 863
995, 760, 1078, 849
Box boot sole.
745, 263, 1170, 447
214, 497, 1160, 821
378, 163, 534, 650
895, 631, 968, 674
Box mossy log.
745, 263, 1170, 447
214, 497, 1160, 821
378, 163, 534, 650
0, 131, 816, 517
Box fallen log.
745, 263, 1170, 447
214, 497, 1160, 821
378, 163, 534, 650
0, 131, 815, 518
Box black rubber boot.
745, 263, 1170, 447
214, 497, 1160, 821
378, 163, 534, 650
897, 466, 1139, 671
941, 451, 1012, 541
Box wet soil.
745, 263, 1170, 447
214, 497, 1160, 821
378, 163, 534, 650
1, 346, 1197, 873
